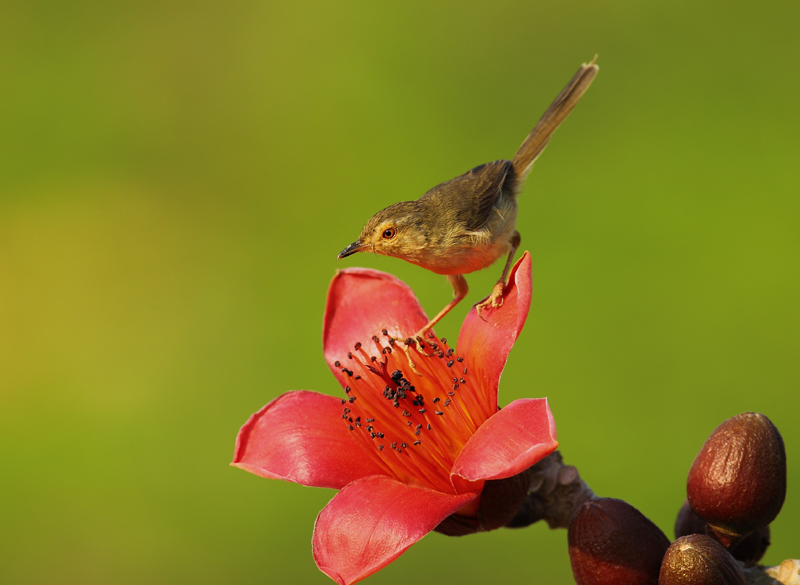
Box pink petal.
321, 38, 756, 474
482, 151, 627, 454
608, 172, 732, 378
451, 398, 558, 481
323, 268, 430, 388
457, 252, 532, 412
232, 391, 386, 489
313, 476, 478, 585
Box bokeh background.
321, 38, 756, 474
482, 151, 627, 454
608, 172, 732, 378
2, 1, 798, 583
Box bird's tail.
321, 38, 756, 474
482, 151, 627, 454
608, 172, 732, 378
512, 57, 599, 183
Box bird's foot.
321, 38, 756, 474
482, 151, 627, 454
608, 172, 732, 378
476, 281, 506, 322
393, 332, 437, 376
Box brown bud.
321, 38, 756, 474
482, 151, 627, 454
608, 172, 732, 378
674, 500, 707, 539
435, 471, 529, 536
659, 534, 745, 585
568, 498, 670, 585
687, 412, 786, 547
674, 500, 770, 566
728, 525, 770, 567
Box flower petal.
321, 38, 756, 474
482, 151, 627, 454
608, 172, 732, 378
324, 268, 429, 388
451, 398, 558, 481
457, 252, 532, 412
232, 391, 386, 489
313, 476, 478, 585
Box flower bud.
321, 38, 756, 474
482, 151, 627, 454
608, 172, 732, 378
687, 412, 786, 547
568, 498, 670, 585
659, 534, 745, 585
673, 500, 770, 566
674, 500, 707, 538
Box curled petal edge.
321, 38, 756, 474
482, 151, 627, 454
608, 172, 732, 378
457, 252, 532, 413
451, 397, 558, 482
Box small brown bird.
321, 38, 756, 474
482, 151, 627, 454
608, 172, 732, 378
338, 59, 598, 346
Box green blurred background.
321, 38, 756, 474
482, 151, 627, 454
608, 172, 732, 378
1, 1, 798, 583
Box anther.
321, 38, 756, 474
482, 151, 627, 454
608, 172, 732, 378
460, 378, 466, 384
349, 396, 357, 403
334, 361, 341, 367
444, 399, 451, 406
401, 442, 408, 449
437, 351, 444, 358
447, 360, 454, 367
435, 411, 444, 416
427, 424, 431, 430
378, 445, 384, 451
457, 357, 464, 362
382, 329, 389, 336
418, 408, 427, 414
355, 375, 361, 380
433, 397, 440, 403
354, 342, 362, 350
441, 337, 447, 344
414, 440, 421, 445
463, 368, 468, 375
414, 430, 421, 435
448, 391, 455, 396
372, 336, 380, 343
349, 425, 354, 430
402, 410, 411, 417
347, 352, 353, 359
345, 386, 351, 393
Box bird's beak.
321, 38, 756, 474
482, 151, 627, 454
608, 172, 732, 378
337, 240, 367, 259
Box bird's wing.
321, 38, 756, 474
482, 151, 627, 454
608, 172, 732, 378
420, 159, 514, 233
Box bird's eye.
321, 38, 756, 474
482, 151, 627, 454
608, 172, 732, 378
382, 227, 396, 239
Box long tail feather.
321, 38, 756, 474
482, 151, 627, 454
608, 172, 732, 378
512, 57, 599, 182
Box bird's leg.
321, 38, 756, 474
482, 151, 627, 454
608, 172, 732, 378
391, 275, 467, 377
476, 231, 521, 321
412, 274, 468, 352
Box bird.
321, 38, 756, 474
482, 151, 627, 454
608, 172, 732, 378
338, 58, 598, 351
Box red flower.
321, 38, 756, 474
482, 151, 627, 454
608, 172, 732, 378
232, 252, 558, 585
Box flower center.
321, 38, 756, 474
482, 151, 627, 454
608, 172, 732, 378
334, 332, 492, 493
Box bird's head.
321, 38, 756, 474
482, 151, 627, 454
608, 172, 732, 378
337, 201, 427, 262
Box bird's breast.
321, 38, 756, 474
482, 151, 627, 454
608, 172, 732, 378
409, 197, 518, 276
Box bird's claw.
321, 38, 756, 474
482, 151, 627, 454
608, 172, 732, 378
392, 333, 436, 376
476, 282, 506, 322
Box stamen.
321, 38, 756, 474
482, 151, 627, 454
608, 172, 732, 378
335, 329, 493, 493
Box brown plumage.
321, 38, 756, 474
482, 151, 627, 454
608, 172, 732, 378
339, 59, 599, 343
